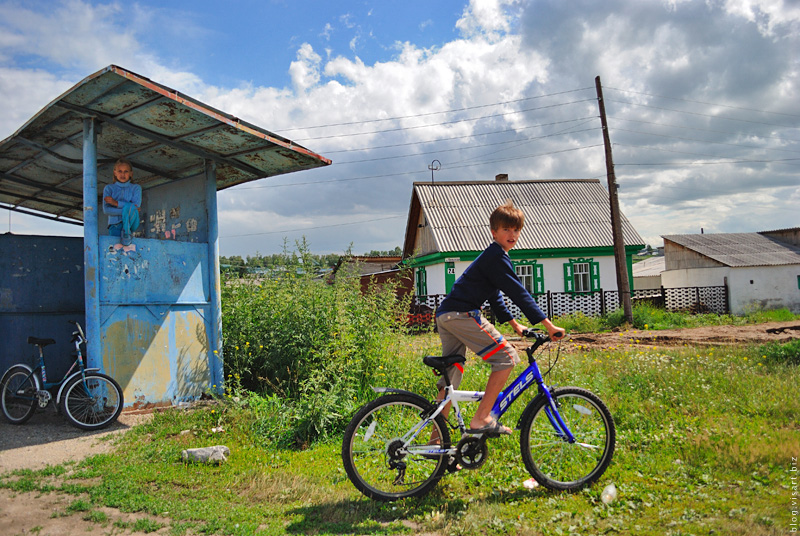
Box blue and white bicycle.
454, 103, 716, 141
342, 330, 615, 501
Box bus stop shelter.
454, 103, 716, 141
0, 65, 331, 408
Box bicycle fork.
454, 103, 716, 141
542, 395, 577, 444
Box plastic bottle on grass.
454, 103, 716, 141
601, 483, 617, 504
522, 477, 539, 489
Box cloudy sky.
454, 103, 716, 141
1, 0, 798, 257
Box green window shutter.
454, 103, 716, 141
416, 267, 428, 295
591, 261, 601, 291
534, 263, 545, 294
563, 263, 574, 293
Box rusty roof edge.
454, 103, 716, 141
412, 179, 601, 186
0, 65, 332, 168
108, 65, 332, 166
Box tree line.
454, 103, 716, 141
220, 245, 402, 274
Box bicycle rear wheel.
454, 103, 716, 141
342, 393, 451, 501
0, 365, 38, 424
60, 372, 123, 430
520, 387, 615, 491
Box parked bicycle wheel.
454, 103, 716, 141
0, 365, 38, 425
60, 372, 123, 430
342, 393, 451, 501
519, 387, 615, 491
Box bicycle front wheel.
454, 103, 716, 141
1, 365, 38, 424
60, 372, 123, 430
342, 393, 451, 501
520, 387, 615, 491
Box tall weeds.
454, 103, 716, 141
220, 241, 408, 446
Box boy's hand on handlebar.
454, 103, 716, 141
548, 327, 566, 341
509, 318, 528, 337
541, 318, 566, 341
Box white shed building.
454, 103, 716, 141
661, 229, 800, 314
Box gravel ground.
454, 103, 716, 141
0, 407, 151, 472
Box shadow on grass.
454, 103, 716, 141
282, 486, 552, 534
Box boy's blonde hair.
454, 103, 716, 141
489, 200, 524, 230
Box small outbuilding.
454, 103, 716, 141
661, 228, 800, 314
632, 255, 665, 290
0, 65, 330, 407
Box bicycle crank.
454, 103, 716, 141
35, 390, 52, 408
455, 436, 488, 470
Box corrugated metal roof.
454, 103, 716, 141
662, 233, 800, 267
0, 65, 331, 224
632, 255, 665, 276
412, 179, 645, 253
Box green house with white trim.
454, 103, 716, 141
401, 177, 645, 316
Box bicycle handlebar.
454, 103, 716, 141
521, 329, 565, 341
521, 328, 565, 358
67, 320, 86, 342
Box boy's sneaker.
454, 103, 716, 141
121, 230, 132, 246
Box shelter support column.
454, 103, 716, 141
205, 160, 223, 391
82, 118, 102, 367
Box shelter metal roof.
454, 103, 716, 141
406, 180, 645, 256
0, 65, 331, 225
662, 233, 800, 267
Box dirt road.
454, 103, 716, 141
1, 410, 159, 535
553, 320, 800, 351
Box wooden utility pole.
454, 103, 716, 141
595, 76, 633, 323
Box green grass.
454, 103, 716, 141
2, 329, 797, 535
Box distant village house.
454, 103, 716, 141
402, 176, 646, 318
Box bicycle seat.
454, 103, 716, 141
27, 336, 56, 347
423, 354, 466, 373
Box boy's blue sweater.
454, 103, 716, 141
436, 241, 546, 326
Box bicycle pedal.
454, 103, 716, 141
447, 460, 462, 473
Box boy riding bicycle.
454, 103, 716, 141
433, 200, 565, 436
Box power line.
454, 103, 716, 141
277, 87, 595, 133
293, 98, 598, 141
229, 143, 604, 191
609, 116, 800, 146
334, 126, 598, 165
605, 86, 800, 120
615, 154, 800, 167
458, 119, 599, 165
606, 98, 798, 131
320, 116, 599, 154
611, 127, 800, 156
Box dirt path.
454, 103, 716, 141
556, 320, 800, 351
0, 409, 161, 535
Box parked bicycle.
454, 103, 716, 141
0, 320, 123, 430
342, 330, 615, 501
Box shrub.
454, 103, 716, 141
220, 240, 409, 446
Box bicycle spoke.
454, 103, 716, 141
61, 373, 122, 430
1, 367, 38, 424
521, 388, 615, 491
343, 394, 450, 501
